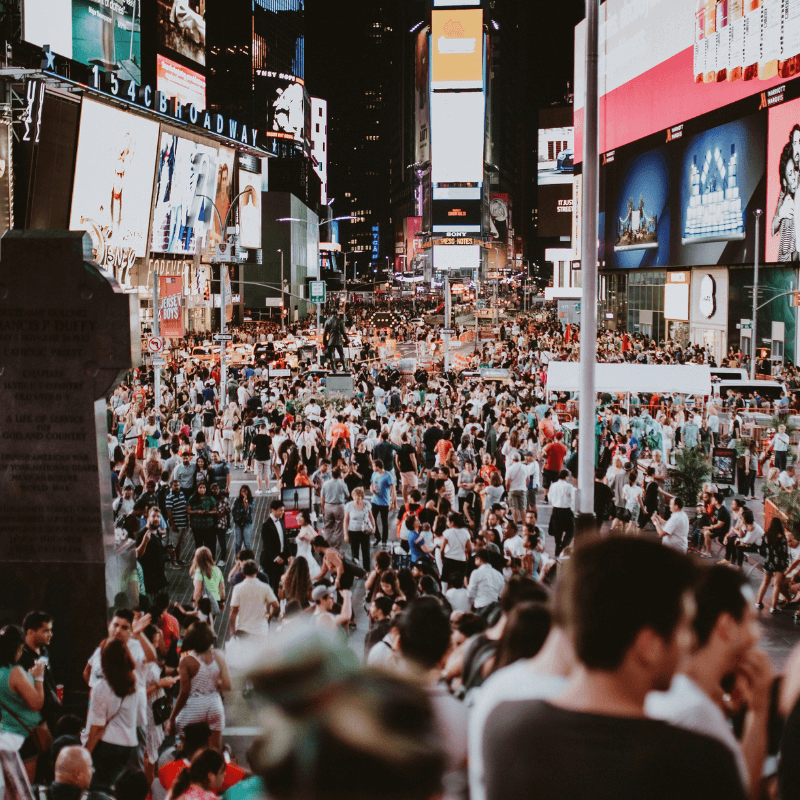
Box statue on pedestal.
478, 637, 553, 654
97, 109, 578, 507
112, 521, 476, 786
323, 310, 348, 372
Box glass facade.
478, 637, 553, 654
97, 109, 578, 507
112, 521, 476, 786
626, 270, 666, 342
599, 272, 628, 331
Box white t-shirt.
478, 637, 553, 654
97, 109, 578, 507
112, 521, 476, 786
646, 674, 748, 791
503, 534, 526, 559
230, 577, 278, 636
87, 638, 147, 727
468, 662, 567, 800
84, 679, 139, 747
661, 510, 689, 552
505, 462, 528, 492
443, 528, 471, 561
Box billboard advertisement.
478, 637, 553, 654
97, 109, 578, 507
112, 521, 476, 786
574, 0, 794, 161
431, 8, 483, 90
257, 72, 306, 143
157, 0, 205, 66
489, 194, 512, 270
539, 127, 574, 185
405, 216, 424, 271
24, 0, 141, 80
766, 96, 800, 262
69, 99, 159, 279
432, 198, 482, 232
433, 243, 480, 271
208, 146, 235, 248
415, 29, 431, 164
430, 91, 485, 184
238, 169, 262, 249
150, 132, 219, 255
538, 184, 574, 240
158, 275, 184, 338
157, 55, 206, 110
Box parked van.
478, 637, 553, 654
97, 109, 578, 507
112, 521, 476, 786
713, 380, 785, 406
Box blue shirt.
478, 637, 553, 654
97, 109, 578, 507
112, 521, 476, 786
371, 470, 395, 506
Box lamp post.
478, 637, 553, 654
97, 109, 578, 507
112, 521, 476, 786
277, 248, 285, 330
750, 209, 763, 380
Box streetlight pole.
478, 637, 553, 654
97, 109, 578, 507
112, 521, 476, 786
152, 273, 161, 407
278, 248, 285, 331
750, 209, 763, 380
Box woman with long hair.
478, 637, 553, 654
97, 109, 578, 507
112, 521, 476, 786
281, 446, 302, 490
194, 456, 209, 490
0, 625, 46, 783
231, 485, 254, 553
188, 482, 217, 554
295, 509, 317, 570
167, 623, 231, 752
143, 626, 178, 784
281, 557, 313, 609
491, 601, 552, 674
757, 517, 791, 613
166, 747, 227, 800
191, 546, 226, 622
344, 486, 377, 573
84, 639, 139, 792
120, 452, 144, 489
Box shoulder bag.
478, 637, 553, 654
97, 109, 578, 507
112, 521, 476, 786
0, 694, 52, 756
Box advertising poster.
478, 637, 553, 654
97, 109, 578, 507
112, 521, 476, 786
157, 0, 205, 66
430, 91, 486, 184
766, 96, 800, 262
489, 194, 511, 271
415, 29, 430, 164
405, 216, 424, 271
539, 184, 574, 240
70, 99, 159, 278
150, 132, 219, 255
157, 55, 206, 110
609, 145, 671, 269
24, 0, 141, 79
431, 8, 484, 89
675, 113, 766, 266
158, 275, 184, 339
238, 168, 262, 249
538, 127, 574, 185
258, 73, 306, 143
209, 146, 235, 247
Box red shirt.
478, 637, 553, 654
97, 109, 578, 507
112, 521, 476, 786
544, 442, 567, 472
157, 759, 245, 796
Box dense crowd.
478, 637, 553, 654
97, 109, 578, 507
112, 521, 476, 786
3, 303, 800, 800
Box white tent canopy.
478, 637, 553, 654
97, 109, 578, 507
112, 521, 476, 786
545, 362, 712, 396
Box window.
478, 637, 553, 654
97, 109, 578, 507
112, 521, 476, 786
316, 124, 320, 133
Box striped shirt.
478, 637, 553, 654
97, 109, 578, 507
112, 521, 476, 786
165, 490, 189, 528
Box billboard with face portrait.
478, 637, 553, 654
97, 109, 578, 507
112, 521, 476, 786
208, 146, 235, 248
150, 131, 219, 255
258, 72, 306, 144
157, 0, 206, 66
238, 169, 262, 249
767, 97, 800, 263
69, 100, 159, 284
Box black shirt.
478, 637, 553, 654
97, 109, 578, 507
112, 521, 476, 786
423, 426, 444, 454
594, 482, 614, 521
714, 504, 732, 536
252, 433, 272, 462
135, 527, 168, 595
398, 443, 417, 472
484, 700, 746, 800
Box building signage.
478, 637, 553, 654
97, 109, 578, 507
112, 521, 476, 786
699, 273, 716, 319
43, 49, 270, 154
158, 276, 184, 339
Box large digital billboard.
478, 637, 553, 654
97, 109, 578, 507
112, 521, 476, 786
766, 96, 800, 262
431, 8, 483, 90
430, 91, 485, 184
150, 132, 219, 255
157, 55, 206, 111
257, 72, 306, 143
238, 169, 262, 249
24, 0, 141, 80
574, 0, 794, 161
157, 0, 205, 66
209, 146, 235, 248
432, 198, 481, 232
415, 29, 430, 165
433, 243, 480, 271
69, 100, 159, 273
539, 127, 574, 185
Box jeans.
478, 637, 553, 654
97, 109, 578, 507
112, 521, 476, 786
372, 503, 390, 544
776, 450, 788, 471
349, 530, 371, 571
91, 741, 135, 792
234, 522, 253, 553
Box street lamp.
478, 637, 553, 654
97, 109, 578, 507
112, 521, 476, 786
276, 215, 357, 227
277, 248, 285, 330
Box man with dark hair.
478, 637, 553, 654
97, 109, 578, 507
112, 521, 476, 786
320, 465, 349, 550
483, 538, 746, 800
364, 596, 395, 657
20, 611, 60, 731
371, 458, 397, 547
260, 499, 289, 591
229, 560, 279, 638
547, 469, 575, 557
700, 492, 731, 558
647, 566, 772, 799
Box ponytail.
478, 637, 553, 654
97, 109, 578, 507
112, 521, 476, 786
167, 749, 226, 799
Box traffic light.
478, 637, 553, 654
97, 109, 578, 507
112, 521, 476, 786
210, 265, 221, 296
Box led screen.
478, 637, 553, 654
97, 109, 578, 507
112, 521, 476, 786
433, 244, 480, 271
432, 198, 481, 231
157, 0, 205, 66
150, 132, 219, 255
257, 72, 306, 143
238, 169, 262, 249
431, 8, 483, 90
538, 184, 574, 240
574, 0, 792, 160
70, 99, 159, 264
766, 96, 800, 262
24, 0, 141, 80
430, 91, 485, 185
209, 146, 235, 248
664, 283, 690, 321
157, 55, 206, 110
539, 127, 574, 185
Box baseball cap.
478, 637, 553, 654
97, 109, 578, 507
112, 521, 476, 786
312, 585, 336, 603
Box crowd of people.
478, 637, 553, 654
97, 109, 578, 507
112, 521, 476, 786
4, 301, 800, 799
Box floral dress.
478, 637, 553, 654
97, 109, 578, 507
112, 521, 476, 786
764, 533, 790, 575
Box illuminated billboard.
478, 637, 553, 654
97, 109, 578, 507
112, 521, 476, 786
574, 0, 794, 160
433, 243, 480, 271
69, 99, 159, 277
157, 0, 205, 66
24, 0, 141, 80
209, 146, 235, 248
539, 127, 574, 185
257, 71, 306, 143
415, 29, 430, 164
157, 55, 206, 110
430, 91, 485, 185
431, 8, 484, 90
238, 169, 262, 249
432, 198, 481, 232
766, 96, 800, 262
150, 132, 219, 255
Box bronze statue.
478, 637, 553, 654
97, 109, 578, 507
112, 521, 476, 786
322, 310, 348, 372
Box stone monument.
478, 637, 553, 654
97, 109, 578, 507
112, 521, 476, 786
0, 231, 139, 688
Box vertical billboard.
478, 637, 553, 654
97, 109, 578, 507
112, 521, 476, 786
405, 216, 424, 271
156, 55, 206, 110
157, 0, 206, 66
24, 0, 141, 80
415, 30, 431, 164
258, 72, 306, 143
489, 194, 512, 270
766, 96, 800, 262
158, 275, 184, 338
150, 132, 219, 255
209, 146, 235, 248
431, 8, 484, 89
538, 127, 574, 185
238, 168, 262, 249
69, 100, 159, 281
430, 92, 486, 184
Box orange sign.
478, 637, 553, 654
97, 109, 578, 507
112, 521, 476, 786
431, 9, 483, 89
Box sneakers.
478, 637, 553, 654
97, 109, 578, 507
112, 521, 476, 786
755, 602, 764, 609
